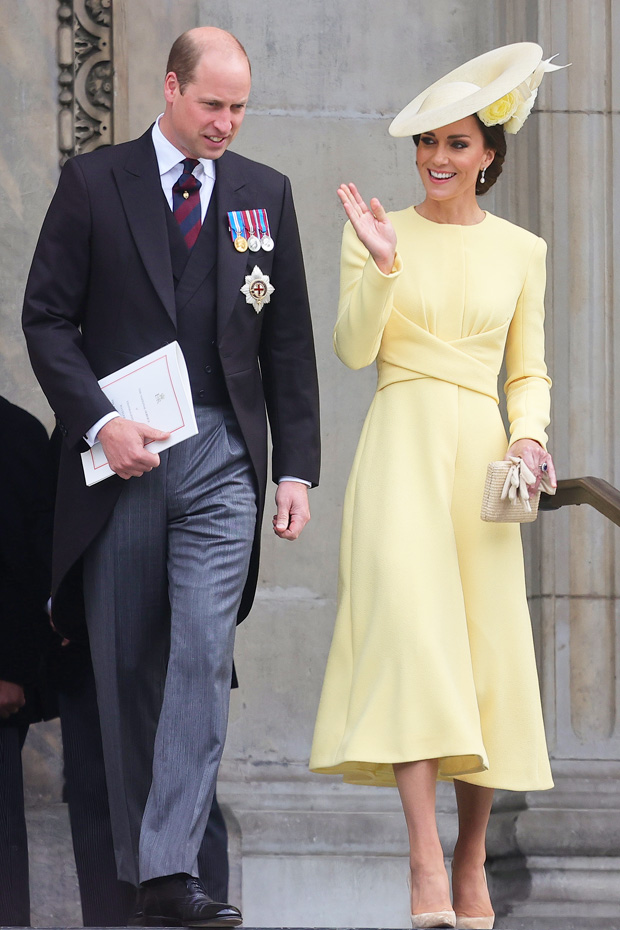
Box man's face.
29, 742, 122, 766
161, 50, 251, 160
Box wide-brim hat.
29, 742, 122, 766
389, 42, 549, 137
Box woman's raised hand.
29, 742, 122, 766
338, 183, 397, 275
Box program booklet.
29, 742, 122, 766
81, 342, 198, 486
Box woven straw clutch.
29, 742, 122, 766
480, 459, 541, 523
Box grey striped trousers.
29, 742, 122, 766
84, 406, 256, 886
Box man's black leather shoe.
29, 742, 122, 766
133, 873, 243, 927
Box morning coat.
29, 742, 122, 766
22, 128, 320, 638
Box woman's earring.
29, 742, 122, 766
480, 166, 487, 184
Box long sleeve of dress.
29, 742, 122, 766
333, 221, 403, 370
504, 236, 552, 448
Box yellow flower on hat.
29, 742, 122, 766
504, 87, 538, 134
478, 90, 519, 127
477, 56, 565, 134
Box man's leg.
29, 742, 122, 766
83, 406, 255, 891
83, 450, 171, 888
0, 724, 30, 927
59, 649, 136, 926
139, 406, 256, 881
198, 792, 229, 903
60, 646, 231, 925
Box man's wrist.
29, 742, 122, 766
85, 411, 120, 446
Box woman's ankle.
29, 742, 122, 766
409, 861, 452, 913
451, 844, 487, 874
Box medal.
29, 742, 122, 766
257, 208, 274, 251
228, 209, 274, 253
249, 279, 268, 301
247, 218, 261, 250
240, 265, 275, 313
243, 210, 261, 251
227, 211, 249, 252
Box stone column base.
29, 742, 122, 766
491, 854, 620, 929
487, 762, 620, 930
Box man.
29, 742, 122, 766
23, 26, 320, 927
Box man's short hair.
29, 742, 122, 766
166, 30, 251, 92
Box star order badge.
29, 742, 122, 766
240, 266, 275, 314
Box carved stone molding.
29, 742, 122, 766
57, 0, 114, 165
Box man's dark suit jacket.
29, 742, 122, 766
22, 128, 320, 639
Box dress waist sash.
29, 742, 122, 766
376, 309, 508, 403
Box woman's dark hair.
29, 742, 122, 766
413, 115, 507, 196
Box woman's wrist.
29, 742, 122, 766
374, 252, 397, 275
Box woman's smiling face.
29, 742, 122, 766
415, 115, 495, 204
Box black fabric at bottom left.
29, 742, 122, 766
0, 724, 30, 927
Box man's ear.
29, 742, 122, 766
163, 71, 180, 104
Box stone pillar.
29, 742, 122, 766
487, 2, 620, 926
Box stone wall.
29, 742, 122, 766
0, 0, 59, 423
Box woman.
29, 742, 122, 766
310, 44, 566, 929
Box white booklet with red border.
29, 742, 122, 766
81, 342, 198, 486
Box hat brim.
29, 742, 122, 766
389, 42, 543, 137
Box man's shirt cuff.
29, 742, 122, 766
85, 411, 120, 447
278, 476, 311, 487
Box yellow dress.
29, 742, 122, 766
310, 208, 554, 791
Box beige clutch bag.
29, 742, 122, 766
480, 457, 549, 523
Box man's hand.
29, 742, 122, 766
98, 417, 171, 480
273, 481, 311, 541
0, 680, 25, 719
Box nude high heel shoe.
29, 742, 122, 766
411, 910, 457, 929
454, 868, 494, 929
454, 918, 494, 930
407, 873, 456, 929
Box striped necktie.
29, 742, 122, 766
172, 158, 202, 249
